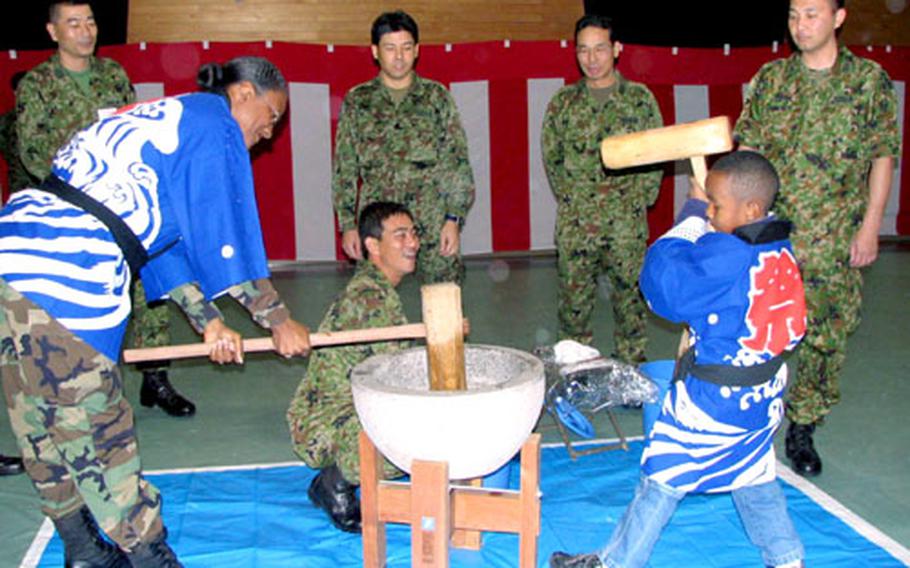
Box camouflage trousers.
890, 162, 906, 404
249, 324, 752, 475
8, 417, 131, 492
129, 280, 170, 370
0, 277, 163, 549
786, 240, 863, 426
286, 378, 401, 485
555, 204, 649, 364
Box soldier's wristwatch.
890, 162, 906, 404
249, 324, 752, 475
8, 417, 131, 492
444, 213, 462, 224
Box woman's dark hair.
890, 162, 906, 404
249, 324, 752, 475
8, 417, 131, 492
196, 56, 287, 98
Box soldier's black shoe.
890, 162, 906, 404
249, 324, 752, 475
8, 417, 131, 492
0, 453, 24, 476
140, 370, 196, 417
549, 552, 604, 567
52, 506, 130, 568
307, 465, 362, 533
785, 422, 822, 477
126, 528, 182, 568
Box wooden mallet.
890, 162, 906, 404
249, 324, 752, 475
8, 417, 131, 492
121, 323, 449, 364
421, 282, 467, 391
600, 115, 733, 188
600, 116, 734, 356
122, 285, 469, 373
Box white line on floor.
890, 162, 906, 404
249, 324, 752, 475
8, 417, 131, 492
777, 461, 910, 564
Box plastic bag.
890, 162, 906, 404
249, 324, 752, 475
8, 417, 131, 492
535, 340, 660, 438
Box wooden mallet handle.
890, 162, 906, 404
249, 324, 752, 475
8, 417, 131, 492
121, 320, 468, 364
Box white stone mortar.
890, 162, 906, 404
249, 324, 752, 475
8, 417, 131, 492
351, 344, 544, 480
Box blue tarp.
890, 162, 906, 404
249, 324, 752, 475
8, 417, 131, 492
35, 441, 905, 566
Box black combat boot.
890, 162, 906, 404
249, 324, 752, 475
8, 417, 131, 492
139, 368, 195, 417
52, 506, 130, 568
126, 528, 182, 568
549, 552, 604, 567
785, 422, 822, 477
0, 453, 24, 476
307, 464, 362, 533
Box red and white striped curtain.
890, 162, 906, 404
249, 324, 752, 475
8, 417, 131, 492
2, 40, 907, 261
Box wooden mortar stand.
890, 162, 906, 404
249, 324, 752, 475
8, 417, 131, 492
359, 431, 541, 568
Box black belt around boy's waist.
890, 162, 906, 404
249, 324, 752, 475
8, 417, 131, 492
674, 346, 785, 387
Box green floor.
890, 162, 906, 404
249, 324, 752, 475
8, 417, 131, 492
1, 248, 908, 567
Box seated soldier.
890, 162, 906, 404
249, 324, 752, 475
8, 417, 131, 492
287, 201, 419, 533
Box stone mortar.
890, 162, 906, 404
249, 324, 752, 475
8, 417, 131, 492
351, 344, 544, 480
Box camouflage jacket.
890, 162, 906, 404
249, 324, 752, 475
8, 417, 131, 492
541, 72, 663, 210
735, 46, 900, 234
16, 53, 134, 181
306, 261, 411, 390
332, 74, 475, 232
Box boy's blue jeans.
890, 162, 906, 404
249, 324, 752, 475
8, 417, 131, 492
600, 475, 804, 568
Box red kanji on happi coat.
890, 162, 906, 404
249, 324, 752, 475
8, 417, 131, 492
742, 249, 807, 354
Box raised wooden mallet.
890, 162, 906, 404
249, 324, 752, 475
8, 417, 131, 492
600, 115, 733, 189
601, 116, 734, 356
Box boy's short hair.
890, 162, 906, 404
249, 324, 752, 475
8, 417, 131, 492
711, 150, 780, 212
358, 201, 414, 259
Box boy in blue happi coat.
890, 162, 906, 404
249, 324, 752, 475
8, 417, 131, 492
551, 151, 807, 568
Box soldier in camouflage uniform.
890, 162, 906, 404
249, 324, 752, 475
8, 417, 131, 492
735, 0, 900, 477
332, 10, 474, 285
287, 201, 418, 533
16, 0, 195, 417
541, 14, 663, 363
